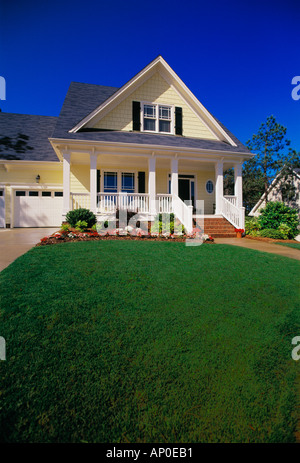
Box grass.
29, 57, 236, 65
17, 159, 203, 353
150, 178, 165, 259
276, 242, 300, 250
0, 240, 299, 443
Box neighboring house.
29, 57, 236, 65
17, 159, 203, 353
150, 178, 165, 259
0, 56, 253, 232
249, 167, 300, 217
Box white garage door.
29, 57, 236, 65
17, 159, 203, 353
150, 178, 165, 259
14, 190, 63, 227
0, 189, 5, 228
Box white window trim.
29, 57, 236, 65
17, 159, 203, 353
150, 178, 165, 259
141, 101, 174, 135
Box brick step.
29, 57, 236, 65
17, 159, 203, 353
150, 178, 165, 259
193, 217, 237, 238
209, 233, 237, 238
202, 225, 236, 230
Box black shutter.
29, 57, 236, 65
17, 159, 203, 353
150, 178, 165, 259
132, 101, 141, 131
175, 107, 183, 135
138, 172, 145, 193
97, 170, 101, 193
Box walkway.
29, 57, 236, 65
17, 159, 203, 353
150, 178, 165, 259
214, 237, 300, 261
0, 228, 56, 272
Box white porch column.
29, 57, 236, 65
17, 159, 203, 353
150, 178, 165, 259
63, 152, 71, 215
215, 160, 224, 215
171, 158, 178, 197
148, 157, 156, 214
234, 162, 243, 208
90, 152, 97, 213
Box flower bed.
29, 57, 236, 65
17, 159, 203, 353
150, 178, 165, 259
37, 227, 214, 246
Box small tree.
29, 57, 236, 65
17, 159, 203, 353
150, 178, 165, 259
246, 116, 291, 202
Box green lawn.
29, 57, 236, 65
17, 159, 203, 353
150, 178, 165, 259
0, 241, 299, 443
276, 242, 300, 250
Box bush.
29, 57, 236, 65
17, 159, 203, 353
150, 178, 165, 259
150, 213, 184, 235
258, 201, 299, 238
277, 223, 291, 240
65, 208, 97, 228
258, 229, 283, 240
60, 223, 70, 232
75, 220, 88, 232
245, 217, 261, 235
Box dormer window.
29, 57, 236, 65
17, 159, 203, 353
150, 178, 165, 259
142, 103, 173, 134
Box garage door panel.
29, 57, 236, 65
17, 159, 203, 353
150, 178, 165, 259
14, 191, 63, 227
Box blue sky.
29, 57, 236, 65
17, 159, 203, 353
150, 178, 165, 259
0, 0, 299, 150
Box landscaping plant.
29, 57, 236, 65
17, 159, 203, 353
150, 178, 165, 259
65, 208, 97, 228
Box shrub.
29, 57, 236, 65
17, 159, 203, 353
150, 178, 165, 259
258, 229, 283, 240
65, 208, 97, 228
245, 217, 261, 235
277, 223, 291, 240
258, 201, 299, 238
75, 220, 88, 232
60, 223, 70, 232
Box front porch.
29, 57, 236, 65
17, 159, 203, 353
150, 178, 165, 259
60, 148, 245, 234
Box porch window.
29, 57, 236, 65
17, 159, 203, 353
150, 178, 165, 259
121, 173, 135, 193
142, 103, 172, 134
104, 172, 118, 193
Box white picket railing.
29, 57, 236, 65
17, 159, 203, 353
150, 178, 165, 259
70, 193, 90, 210
156, 194, 173, 213
221, 196, 245, 229
97, 193, 150, 213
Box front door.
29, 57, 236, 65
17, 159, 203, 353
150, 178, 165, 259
178, 179, 190, 203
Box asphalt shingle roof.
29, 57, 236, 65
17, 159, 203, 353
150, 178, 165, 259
52, 82, 251, 155
0, 81, 251, 162
0, 113, 58, 161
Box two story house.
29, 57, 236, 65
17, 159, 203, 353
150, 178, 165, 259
0, 56, 253, 234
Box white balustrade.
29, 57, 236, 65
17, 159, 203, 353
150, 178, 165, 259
70, 193, 90, 210
221, 196, 245, 229
97, 193, 150, 213
156, 194, 173, 213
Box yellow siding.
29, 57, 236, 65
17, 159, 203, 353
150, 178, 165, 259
196, 170, 215, 214
156, 169, 168, 194
92, 72, 218, 140
70, 165, 90, 193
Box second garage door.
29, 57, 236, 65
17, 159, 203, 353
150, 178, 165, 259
14, 190, 63, 227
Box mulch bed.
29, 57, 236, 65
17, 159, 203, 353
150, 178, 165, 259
36, 229, 215, 246
244, 235, 299, 245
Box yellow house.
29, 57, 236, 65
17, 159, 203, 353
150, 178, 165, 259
0, 56, 254, 235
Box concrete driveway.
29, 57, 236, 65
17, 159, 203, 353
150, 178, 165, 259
0, 228, 57, 272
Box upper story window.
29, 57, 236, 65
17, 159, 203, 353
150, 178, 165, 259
142, 103, 173, 134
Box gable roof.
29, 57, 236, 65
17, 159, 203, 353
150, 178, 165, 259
51, 81, 251, 156
249, 166, 300, 215
68, 56, 237, 147
0, 112, 58, 161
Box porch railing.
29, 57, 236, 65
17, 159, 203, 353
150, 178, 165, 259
172, 195, 193, 233
221, 196, 245, 229
156, 194, 173, 213
70, 193, 90, 210
223, 195, 237, 207
97, 193, 150, 213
